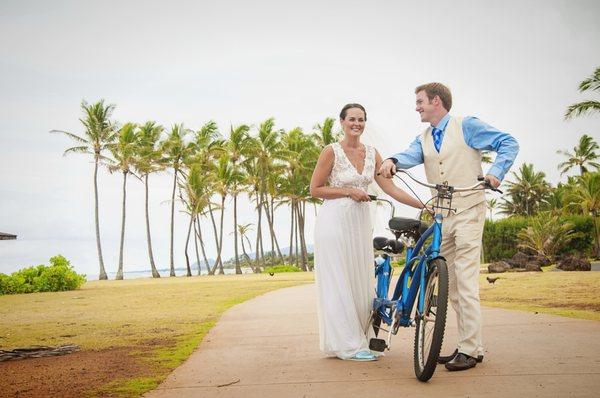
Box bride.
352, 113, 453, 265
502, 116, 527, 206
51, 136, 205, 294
310, 103, 423, 361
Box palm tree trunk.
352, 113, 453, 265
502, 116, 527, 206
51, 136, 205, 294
240, 233, 250, 267
301, 201, 310, 271
255, 191, 263, 272
184, 213, 193, 277
296, 201, 308, 271
169, 168, 178, 277
208, 202, 220, 275
270, 197, 284, 261
193, 217, 201, 276
259, 192, 265, 265
289, 200, 295, 264
145, 174, 160, 278
233, 193, 242, 274
196, 216, 211, 274
593, 216, 600, 259
294, 202, 299, 269
93, 155, 107, 280
217, 195, 226, 275
116, 171, 128, 280
265, 197, 275, 263
263, 197, 284, 264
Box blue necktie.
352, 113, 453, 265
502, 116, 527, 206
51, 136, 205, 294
432, 127, 442, 152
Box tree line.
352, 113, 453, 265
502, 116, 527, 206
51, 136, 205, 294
485, 66, 600, 260
53, 107, 340, 279
53, 67, 599, 279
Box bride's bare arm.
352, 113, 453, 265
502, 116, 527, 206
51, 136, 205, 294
310, 146, 370, 201
373, 150, 423, 209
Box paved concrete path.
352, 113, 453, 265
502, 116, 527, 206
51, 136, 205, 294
145, 283, 600, 398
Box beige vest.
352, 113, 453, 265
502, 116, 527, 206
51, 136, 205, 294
422, 116, 485, 214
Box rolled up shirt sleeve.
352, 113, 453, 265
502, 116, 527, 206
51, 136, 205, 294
462, 116, 519, 181
389, 135, 425, 169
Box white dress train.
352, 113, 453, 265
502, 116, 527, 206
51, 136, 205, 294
314, 142, 376, 359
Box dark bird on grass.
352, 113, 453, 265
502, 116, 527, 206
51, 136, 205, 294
269, 272, 275, 276
486, 276, 500, 284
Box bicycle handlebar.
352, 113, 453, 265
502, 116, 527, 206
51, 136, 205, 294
394, 169, 503, 194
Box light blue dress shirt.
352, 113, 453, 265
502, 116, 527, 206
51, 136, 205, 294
390, 114, 519, 181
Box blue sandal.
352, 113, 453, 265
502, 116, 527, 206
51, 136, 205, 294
348, 350, 378, 361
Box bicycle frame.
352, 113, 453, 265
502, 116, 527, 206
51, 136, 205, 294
373, 213, 443, 330
371, 169, 502, 335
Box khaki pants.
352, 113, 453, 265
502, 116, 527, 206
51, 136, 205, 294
439, 201, 486, 357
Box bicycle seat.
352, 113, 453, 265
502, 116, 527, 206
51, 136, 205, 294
373, 236, 404, 254
388, 217, 430, 236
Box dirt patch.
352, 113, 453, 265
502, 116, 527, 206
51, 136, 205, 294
0, 346, 158, 398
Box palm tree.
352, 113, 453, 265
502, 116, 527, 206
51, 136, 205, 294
237, 223, 254, 267
565, 66, 600, 119
189, 121, 224, 275
312, 117, 339, 147
161, 124, 194, 276
481, 151, 494, 164
486, 197, 497, 221
251, 118, 282, 271
51, 100, 117, 280
280, 127, 320, 270
211, 153, 236, 275
226, 124, 252, 274
517, 213, 580, 262
107, 123, 138, 280
243, 157, 263, 272
564, 172, 600, 257
499, 163, 551, 216
135, 121, 164, 278
557, 134, 600, 176
180, 163, 213, 277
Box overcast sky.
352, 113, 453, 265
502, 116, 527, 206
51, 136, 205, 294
1, 0, 598, 276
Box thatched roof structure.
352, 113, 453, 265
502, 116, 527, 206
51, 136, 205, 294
0, 232, 17, 240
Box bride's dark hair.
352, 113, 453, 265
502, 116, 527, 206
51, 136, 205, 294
339, 103, 367, 121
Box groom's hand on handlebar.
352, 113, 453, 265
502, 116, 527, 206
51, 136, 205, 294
484, 174, 501, 189
378, 159, 396, 178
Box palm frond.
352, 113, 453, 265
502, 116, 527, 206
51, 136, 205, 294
63, 146, 92, 156
578, 67, 600, 92
564, 100, 600, 119
51, 130, 89, 144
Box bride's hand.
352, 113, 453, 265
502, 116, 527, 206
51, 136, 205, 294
347, 188, 371, 202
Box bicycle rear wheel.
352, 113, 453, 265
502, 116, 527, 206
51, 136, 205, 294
413, 258, 448, 382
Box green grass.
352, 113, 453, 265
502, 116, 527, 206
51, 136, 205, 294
0, 272, 314, 397
479, 267, 600, 321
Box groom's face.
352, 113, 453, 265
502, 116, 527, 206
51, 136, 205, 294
415, 90, 435, 123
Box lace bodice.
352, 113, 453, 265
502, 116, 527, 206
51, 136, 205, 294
328, 142, 376, 192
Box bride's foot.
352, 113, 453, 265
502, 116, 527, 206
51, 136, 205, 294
348, 350, 378, 361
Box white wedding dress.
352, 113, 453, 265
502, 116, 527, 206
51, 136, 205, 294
314, 142, 376, 359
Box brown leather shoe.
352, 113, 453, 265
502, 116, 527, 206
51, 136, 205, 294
445, 353, 477, 371
438, 349, 484, 364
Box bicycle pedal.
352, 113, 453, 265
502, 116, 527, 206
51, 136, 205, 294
369, 338, 387, 352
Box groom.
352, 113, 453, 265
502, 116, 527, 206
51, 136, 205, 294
379, 82, 519, 371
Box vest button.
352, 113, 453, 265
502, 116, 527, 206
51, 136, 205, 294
439, 161, 442, 165
441, 171, 444, 175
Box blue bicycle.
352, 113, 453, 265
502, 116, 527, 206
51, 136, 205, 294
366, 169, 501, 382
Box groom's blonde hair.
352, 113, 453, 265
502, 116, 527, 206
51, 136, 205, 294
415, 82, 452, 111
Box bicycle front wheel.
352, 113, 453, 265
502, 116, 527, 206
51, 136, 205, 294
413, 258, 448, 382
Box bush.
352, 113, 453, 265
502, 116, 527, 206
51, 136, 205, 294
556, 215, 595, 256
483, 215, 595, 262
483, 217, 528, 262
264, 265, 302, 273
0, 255, 86, 295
